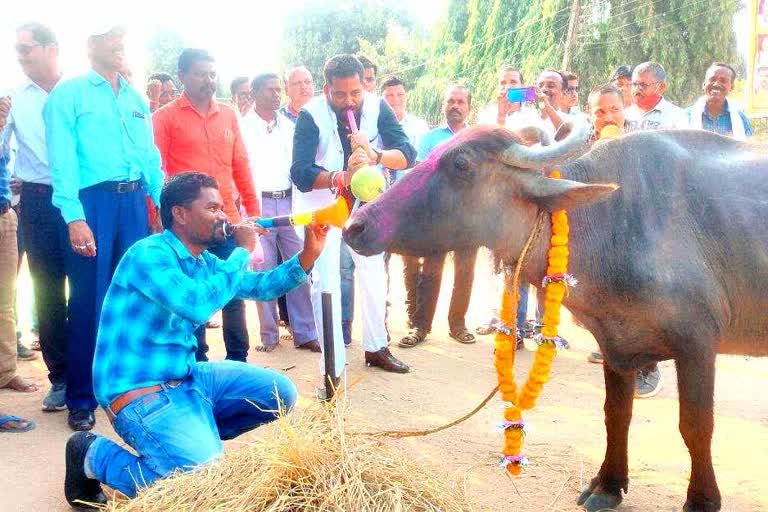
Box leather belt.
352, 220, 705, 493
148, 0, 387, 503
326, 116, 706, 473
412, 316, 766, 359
261, 189, 291, 199
88, 180, 141, 194
105, 379, 182, 422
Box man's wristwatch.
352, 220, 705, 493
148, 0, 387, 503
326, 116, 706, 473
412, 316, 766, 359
373, 148, 383, 165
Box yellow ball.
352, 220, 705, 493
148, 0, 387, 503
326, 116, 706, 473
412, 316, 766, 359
350, 165, 385, 202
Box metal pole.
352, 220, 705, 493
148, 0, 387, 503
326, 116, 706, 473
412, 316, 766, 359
321, 291, 336, 401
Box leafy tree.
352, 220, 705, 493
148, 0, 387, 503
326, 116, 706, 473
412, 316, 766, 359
145, 28, 185, 80
281, 0, 419, 84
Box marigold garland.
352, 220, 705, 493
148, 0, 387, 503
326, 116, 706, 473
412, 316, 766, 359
496, 169, 572, 475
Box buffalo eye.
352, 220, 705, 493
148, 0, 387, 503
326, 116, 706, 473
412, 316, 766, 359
454, 154, 470, 172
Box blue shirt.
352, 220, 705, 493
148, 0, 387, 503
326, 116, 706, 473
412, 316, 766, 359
1, 80, 54, 185
92, 230, 310, 407
43, 70, 165, 223
686, 102, 754, 138
417, 125, 461, 161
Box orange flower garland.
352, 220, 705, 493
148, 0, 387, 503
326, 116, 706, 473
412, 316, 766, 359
495, 169, 571, 474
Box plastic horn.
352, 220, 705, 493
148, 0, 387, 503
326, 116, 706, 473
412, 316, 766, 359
346, 108, 358, 132
223, 197, 350, 236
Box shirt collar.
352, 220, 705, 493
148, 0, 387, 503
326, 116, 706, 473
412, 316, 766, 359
87, 69, 128, 89
161, 230, 199, 262
178, 93, 220, 116
703, 97, 731, 117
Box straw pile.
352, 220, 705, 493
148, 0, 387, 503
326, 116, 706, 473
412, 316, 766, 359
107, 398, 475, 512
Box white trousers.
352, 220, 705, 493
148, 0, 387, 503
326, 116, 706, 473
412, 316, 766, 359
299, 225, 389, 377
348, 250, 389, 352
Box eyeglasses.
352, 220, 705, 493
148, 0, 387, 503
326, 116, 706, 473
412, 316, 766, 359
631, 81, 658, 91
15, 43, 42, 56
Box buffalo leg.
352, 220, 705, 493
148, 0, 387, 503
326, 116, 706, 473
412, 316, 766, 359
676, 354, 721, 511
578, 362, 634, 511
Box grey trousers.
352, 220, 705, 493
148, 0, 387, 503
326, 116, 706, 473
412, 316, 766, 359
254, 196, 317, 346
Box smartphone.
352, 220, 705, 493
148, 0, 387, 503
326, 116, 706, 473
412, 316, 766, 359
507, 86, 537, 103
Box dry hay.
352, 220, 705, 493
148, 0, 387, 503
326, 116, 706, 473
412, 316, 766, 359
106, 397, 476, 512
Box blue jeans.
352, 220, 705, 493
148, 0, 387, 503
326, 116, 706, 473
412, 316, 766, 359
87, 361, 297, 497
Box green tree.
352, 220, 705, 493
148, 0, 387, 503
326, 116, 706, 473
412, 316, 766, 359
408, 0, 739, 122
281, 0, 419, 84
145, 28, 185, 79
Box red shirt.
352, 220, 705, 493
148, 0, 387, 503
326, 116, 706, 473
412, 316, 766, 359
153, 94, 259, 223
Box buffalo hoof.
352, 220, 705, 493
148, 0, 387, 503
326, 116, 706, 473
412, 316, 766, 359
577, 485, 623, 511
682, 499, 721, 512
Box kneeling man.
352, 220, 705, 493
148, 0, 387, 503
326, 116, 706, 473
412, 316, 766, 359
64, 172, 327, 508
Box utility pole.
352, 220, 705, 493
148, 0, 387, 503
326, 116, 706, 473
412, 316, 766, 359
562, 0, 580, 70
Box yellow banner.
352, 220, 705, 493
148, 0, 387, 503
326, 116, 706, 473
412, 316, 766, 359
748, 0, 768, 113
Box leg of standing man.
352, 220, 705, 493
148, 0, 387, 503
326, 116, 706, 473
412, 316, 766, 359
339, 240, 355, 346
447, 247, 479, 344
20, 183, 69, 410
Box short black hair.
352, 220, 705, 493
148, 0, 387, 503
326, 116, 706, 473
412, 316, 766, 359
17, 22, 57, 46
149, 72, 173, 84
444, 84, 472, 106
357, 54, 378, 74
499, 65, 525, 85
178, 48, 214, 74
160, 172, 219, 229
230, 76, 249, 97
323, 54, 364, 85
588, 83, 624, 106
251, 73, 280, 93
708, 62, 737, 83
381, 75, 405, 92
610, 65, 632, 81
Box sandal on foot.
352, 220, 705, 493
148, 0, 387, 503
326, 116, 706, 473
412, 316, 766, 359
475, 324, 496, 336
255, 344, 278, 353
0, 415, 36, 433
449, 327, 476, 344
398, 328, 427, 348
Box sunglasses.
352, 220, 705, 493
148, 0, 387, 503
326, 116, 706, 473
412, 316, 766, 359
15, 43, 42, 56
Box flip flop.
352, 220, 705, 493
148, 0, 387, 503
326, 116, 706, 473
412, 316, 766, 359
449, 327, 476, 344
0, 415, 36, 433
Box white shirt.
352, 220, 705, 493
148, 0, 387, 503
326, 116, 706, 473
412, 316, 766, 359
1, 80, 53, 185
625, 97, 689, 131
399, 113, 429, 149
239, 109, 294, 194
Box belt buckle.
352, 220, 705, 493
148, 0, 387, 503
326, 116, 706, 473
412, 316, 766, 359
117, 182, 133, 193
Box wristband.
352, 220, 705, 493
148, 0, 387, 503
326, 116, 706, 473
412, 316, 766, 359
374, 148, 383, 165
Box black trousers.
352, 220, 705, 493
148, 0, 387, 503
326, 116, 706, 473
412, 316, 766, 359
404, 247, 478, 332
19, 183, 69, 385
194, 237, 249, 362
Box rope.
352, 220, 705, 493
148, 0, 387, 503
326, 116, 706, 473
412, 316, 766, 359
356, 212, 547, 439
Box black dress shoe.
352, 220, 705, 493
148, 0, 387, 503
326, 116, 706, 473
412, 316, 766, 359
296, 339, 322, 353
365, 347, 410, 373
68, 409, 95, 432
65, 432, 107, 510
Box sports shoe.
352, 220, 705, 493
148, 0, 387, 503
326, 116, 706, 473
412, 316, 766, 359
65, 432, 107, 509
17, 341, 38, 361
635, 365, 664, 398
43, 382, 67, 412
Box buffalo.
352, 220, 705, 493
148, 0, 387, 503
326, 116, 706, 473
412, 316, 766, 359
343, 121, 768, 512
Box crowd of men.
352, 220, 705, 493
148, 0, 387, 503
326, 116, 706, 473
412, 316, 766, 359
0, 20, 752, 509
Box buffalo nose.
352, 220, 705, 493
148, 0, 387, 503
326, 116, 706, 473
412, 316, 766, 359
344, 218, 366, 241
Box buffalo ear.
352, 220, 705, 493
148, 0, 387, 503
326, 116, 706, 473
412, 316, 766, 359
516, 172, 618, 211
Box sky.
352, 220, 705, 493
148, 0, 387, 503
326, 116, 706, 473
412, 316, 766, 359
0, 0, 752, 95
0, 0, 447, 94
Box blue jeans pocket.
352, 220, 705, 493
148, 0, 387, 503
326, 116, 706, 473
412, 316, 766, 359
133, 391, 173, 424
